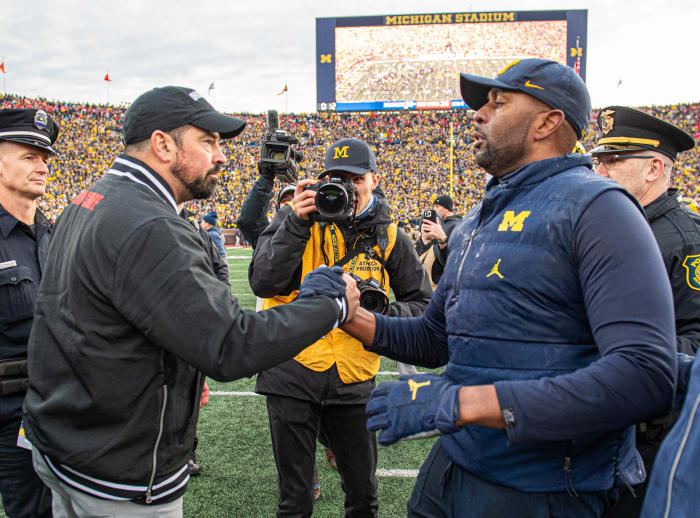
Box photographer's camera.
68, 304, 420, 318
259, 109, 303, 184
304, 175, 356, 222
350, 274, 389, 314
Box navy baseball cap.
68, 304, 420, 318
321, 138, 377, 177
123, 86, 246, 145
459, 58, 591, 138
0, 108, 60, 154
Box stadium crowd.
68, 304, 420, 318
335, 21, 567, 101
1, 93, 698, 233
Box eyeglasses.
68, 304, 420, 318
592, 154, 653, 169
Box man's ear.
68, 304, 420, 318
645, 156, 665, 182
150, 130, 177, 163
532, 109, 566, 141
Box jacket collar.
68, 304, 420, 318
106, 154, 178, 212
644, 188, 680, 222
486, 154, 593, 192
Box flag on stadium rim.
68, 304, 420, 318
277, 83, 288, 95
104, 73, 112, 82
208, 82, 215, 95
0, 60, 5, 74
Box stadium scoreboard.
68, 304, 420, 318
316, 10, 587, 112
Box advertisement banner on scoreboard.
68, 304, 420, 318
316, 9, 587, 112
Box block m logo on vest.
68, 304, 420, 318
333, 146, 349, 159
497, 210, 531, 232
682, 254, 700, 291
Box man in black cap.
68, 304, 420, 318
0, 108, 57, 518
22, 86, 360, 517
249, 137, 432, 517
340, 59, 677, 517
591, 106, 699, 517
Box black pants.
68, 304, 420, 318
266, 394, 378, 518
0, 393, 52, 518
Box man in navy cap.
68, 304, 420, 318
250, 137, 432, 517
22, 87, 360, 517
0, 108, 58, 518
341, 59, 677, 517
200, 210, 226, 259
590, 106, 699, 517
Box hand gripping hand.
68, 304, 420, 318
366, 373, 461, 446
298, 265, 357, 325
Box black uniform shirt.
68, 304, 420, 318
0, 203, 51, 360
645, 188, 700, 355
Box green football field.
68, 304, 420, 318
2, 247, 436, 518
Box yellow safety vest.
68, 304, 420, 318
262, 221, 398, 384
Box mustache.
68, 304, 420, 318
207, 165, 223, 176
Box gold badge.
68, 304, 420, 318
599, 109, 615, 135
682, 254, 700, 291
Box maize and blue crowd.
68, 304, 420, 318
1, 93, 698, 229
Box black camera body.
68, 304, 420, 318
305, 175, 355, 222
423, 209, 437, 223
350, 274, 389, 314
260, 110, 303, 184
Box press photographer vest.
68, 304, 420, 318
262, 221, 398, 384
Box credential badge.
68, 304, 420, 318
682, 254, 700, 291
599, 109, 615, 135
34, 110, 48, 129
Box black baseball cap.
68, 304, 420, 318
123, 86, 246, 145
591, 106, 696, 161
0, 108, 60, 154
459, 58, 591, 139
320, 138, 377, 177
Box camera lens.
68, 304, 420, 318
360, 292, 380, 312
317, 184, 349, 216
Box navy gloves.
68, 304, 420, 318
366, 373, 462, 445
298, 265, 349, 325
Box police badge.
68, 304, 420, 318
682, 254, 700, 291
599, 109, 615, 135
34, 110, 48, 129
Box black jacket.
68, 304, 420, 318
23, 154, 343, 504
236, 175, 274, 249
645, 188, 700, 355
249, 199, 432, 403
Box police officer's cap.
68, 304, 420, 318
591, 106, 696, 161
123, 86, 246, 145
0, 108, 60, 155
320, 138, 377, 177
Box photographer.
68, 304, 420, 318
249, 138, 432, 517
416, 195, 462, 287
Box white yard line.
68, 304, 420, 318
376, 469, 419, 478
210, 391, 261, 396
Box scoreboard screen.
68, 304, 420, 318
316, 10, 587, 112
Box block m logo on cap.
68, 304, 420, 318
333, 146, 349, 159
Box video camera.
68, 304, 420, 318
350, 274, 389, 314
259, 110, 303, 184
304, 174, 356, 222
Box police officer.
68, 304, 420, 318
590, 106, 699, 517
0, 108, 58, 518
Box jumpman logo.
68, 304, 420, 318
408, 379, 431, 400
487, 258, 504, 279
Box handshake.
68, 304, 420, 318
297, 265, 361, 326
